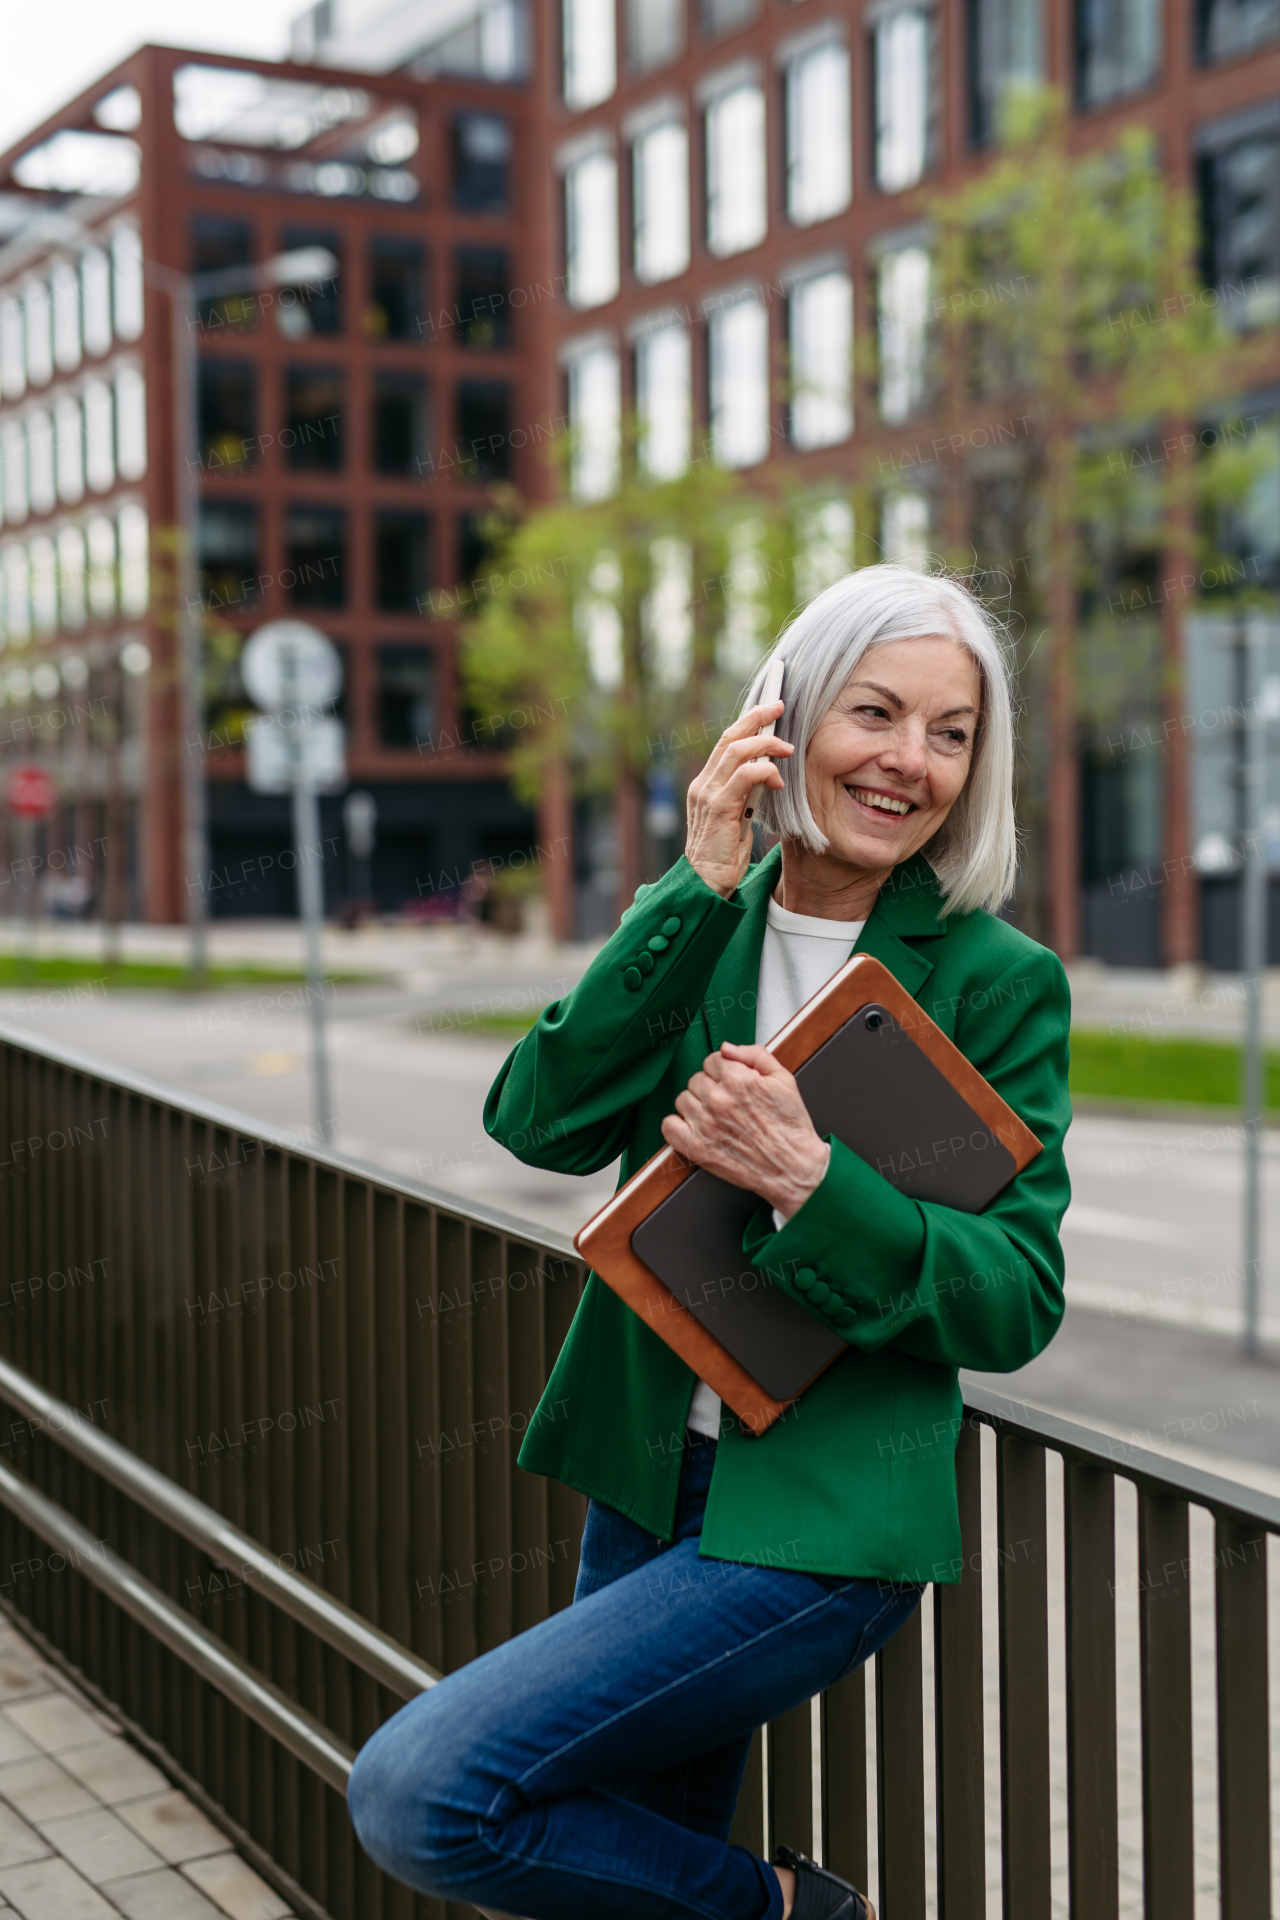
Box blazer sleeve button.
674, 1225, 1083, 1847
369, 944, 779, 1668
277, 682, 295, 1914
623, 967, 643, 991
834, 1307, 857, 1327
808, 1280, 831, 1305
647, 935, 669, 953
794, 1267, 817, 1290
638, 951, 655, 975
661, 916, 682, 937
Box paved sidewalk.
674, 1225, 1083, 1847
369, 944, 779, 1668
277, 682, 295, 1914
0, 1617, 294, 1920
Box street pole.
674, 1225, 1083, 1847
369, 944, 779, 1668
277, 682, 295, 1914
170, 282, 209, 984
279, 644, 334, 1146
1241, 614, 1266, 1360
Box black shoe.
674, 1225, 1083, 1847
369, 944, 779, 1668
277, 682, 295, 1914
773, 1845, 876, 1920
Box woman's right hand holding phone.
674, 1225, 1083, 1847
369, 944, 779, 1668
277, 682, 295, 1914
682, 702, 792, 900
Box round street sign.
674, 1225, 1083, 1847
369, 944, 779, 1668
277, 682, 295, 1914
5, 763, 57, 819
241, 621, 342, 713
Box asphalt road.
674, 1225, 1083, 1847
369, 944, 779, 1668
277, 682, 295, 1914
3, 967, 1276, 1483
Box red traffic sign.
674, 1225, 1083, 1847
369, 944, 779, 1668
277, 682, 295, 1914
5, 764, 58, 818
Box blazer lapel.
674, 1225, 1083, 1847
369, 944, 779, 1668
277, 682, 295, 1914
702, 848, 781, 1051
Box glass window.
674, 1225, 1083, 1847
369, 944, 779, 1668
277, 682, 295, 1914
2, 420, 27, 523
452, 113, 511, 213
789, 270, 853, 450
567, 345, 621, 500
118, 503, 149, 615
787, 42, 852, 226
86, 515, 116, 618
627, 0, 683, 70
24, 281, 52, 386
1198, 126, 1280, 328
58, 525, 87, 629
197, 360, 256, 471
458, 510, 495, 586
456, 381, 514, 478
3, 546, 31, 640
115, 366, 147, 480
285, 505, 346, 607
375, 511, 430, 610
578, 550, 624, 687
377, 645, 436, 746
874, 9, 930, 191
878, 244, 931, 421
644, 537, 693, 689
882, 489, 930, 566
706, 85, 767, 257
84, 380, 115, 492
633, 123, 690, 283
373, 372, 426, 474
455, 247, 513, 348
1077, 0, 1159, 105
277, 227, 342, 337
27, 410, 55, 514
635, 322, 691, 479
566, 152, 620, 309
191, 216, 255, 330
284, 367, 344, 470
702, 0, 759, 33
563, 0, 617, 107
55, 395, 85, 504
367, 238, 423, 341
1198, 0, 1280, 56
51, 261, 81, 372
718, 518, 769, 676
795, 496, 855, 600
199, 501, 259, 606
30, 535, 57, 632
112, 226, 144, 341
81, 249, 112, 357
0, 298, 24, 399
970, 0, 1042, 146
709, 297, 770, 467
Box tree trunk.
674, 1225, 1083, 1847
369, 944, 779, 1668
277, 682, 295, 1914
614, 771, 643, 927
537, 755, 574, 943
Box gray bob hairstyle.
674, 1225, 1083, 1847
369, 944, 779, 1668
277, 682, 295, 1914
743, 564, 1017, 917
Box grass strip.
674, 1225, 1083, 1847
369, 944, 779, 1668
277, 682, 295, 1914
1069, 1027, 1280, 1109
0, 955, 377, 991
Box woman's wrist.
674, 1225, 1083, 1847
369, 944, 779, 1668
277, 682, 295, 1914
764, 1139, 831, 1223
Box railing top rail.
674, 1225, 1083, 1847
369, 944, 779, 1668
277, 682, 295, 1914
0, 1019, 578, 1257
964, 1382, 1280, 1531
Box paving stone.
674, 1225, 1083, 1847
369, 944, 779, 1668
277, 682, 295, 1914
53, 1742, 168, 1808
116, 1792, 228, 1866
0, 1663, 49, 1706
0, 1724, 39, 1770
0, 1856, 121, 1919
181, 1853, 293, 1920
0, 1758, 96, 1823
35, 1808, 162, 1886
0, 1806, 47, 1871
100, 1866, 227, 1919
3, 1698, 108, 1757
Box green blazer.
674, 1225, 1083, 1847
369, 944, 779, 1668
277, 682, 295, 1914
484, 846, 1071, 1584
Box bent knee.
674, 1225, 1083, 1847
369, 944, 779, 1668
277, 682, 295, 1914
347, 1694, 493, 1888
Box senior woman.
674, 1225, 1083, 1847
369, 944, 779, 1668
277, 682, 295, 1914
348, 564, 1071, 1920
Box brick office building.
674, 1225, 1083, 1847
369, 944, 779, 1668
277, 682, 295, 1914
0, 39, 549, 921
1, 0, 1278, 948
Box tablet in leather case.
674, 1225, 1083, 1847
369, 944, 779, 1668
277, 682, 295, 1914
574, 953, 1042, 1433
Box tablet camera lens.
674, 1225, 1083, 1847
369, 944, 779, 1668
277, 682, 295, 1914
864, 1010, 883, 1032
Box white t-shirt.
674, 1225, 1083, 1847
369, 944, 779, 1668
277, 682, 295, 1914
686, 895, 866, 1439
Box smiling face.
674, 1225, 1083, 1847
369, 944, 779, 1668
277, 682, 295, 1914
802, 635, 981, 875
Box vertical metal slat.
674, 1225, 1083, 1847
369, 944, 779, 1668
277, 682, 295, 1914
1138, 1491, 1193, 1920
997, 1433, 1050, 1920
1215, 1514, 1270, 1920
1065, 1459, 1118, 1920
821, 1668, 867, 1895
935, 1416, 984, 1919
768, 1698, 813, 1860
876, 1599, 926, 1920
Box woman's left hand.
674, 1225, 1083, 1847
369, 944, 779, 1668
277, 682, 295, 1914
660, 1042, 831, 1222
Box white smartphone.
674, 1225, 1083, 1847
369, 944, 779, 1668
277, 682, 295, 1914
743, 656, 786, 822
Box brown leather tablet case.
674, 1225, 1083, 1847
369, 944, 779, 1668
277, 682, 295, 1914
573, 953, 1042, 1434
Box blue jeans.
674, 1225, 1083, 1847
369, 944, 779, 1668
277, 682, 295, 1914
349, 1432, 922, 1919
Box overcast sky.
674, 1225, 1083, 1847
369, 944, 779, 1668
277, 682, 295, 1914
0, 1, 303, 157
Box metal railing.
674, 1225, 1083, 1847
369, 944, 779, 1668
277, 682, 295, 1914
0, 1020, 1272, 1919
